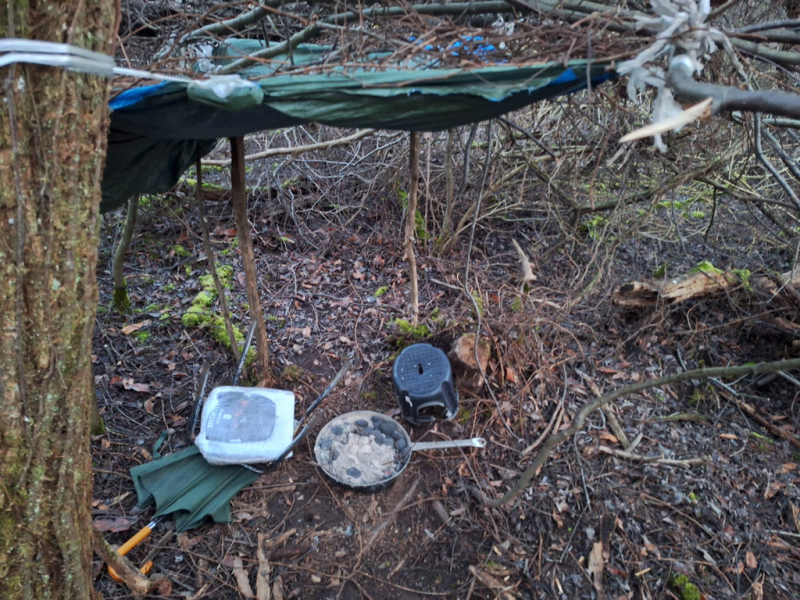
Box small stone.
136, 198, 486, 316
394, 437, 407, 451
331, 425, 344, 436
358, 445, 372, 454
379, 422, 396, 435
370, 415, 383, 425
346, 467, 361, 479
331, 450, 339, 461
390, 430, 404, 441
355, 419, 369, 428
318, 438, 332, 450
311, 575, 321, 583
373, 434, 388, 446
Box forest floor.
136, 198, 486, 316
91, 120, 800, 600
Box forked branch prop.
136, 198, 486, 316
471, 358, 800, 507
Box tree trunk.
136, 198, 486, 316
0, 2, 115, 598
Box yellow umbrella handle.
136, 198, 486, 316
108, 520, 157, 582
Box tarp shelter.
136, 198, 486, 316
102, 41, 615, 212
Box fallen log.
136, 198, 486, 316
614, 265, 800, 306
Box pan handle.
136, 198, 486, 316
410, 438, 486, 451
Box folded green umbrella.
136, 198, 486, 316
130, 445, 259, 532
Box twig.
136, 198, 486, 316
202, 129, 376, 166
468, 566, 516, 600
713, 386, 800, 449
601, 405, 630, 449
363, 477, 419, 552
598, 445, 709, 467
467, 358, 800, 507
462, 121, 520, 442
753, 114, 800, 211
522, 369, 567, 456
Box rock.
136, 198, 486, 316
448, 333, 491, 390
346, 467, 361, 479
394, 437, 407, 451
318, 438, 332, 450
379, 421, 396, 435
355, 419, 369, 428
331, 425, 344, 436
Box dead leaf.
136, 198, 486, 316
121, 321, 151, 335
745, 551, 757, 569
588, 541, 608, 593
122, 378, 151, 393
92, 517, 133, 533
506, 367, 517, 384
232, 557, 254, 597
599, 432, 619, 444
781, 462, 797, 472
144, 397, 155, 414
719, 433, 738, 440
302, 326, 311, 338
121, 323, 144, 335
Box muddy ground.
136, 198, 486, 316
91, 121, 800, 600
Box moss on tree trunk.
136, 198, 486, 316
0, 1, 115, 598
112, 197, 138, 313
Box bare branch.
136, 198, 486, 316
468, 358, 800, 507
668, 55, 800, 119
202, 129, 376, 165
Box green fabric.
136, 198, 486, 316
102, 40, 615, 211
130, 445, 258, 532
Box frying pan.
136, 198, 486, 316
314, 410, 485, 492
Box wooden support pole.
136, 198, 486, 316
230, 137, 272, 385
405, 131, 420, 326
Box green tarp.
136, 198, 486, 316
103, 42, 615, 211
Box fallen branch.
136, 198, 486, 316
468, 566, 516, 600
614, 266, 800, 306
669, 55, 800, 118
598, 445, 709, 467
467, 358, 800, 507
92, 529, 152, 596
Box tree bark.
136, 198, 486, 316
0, 1, 115, 598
